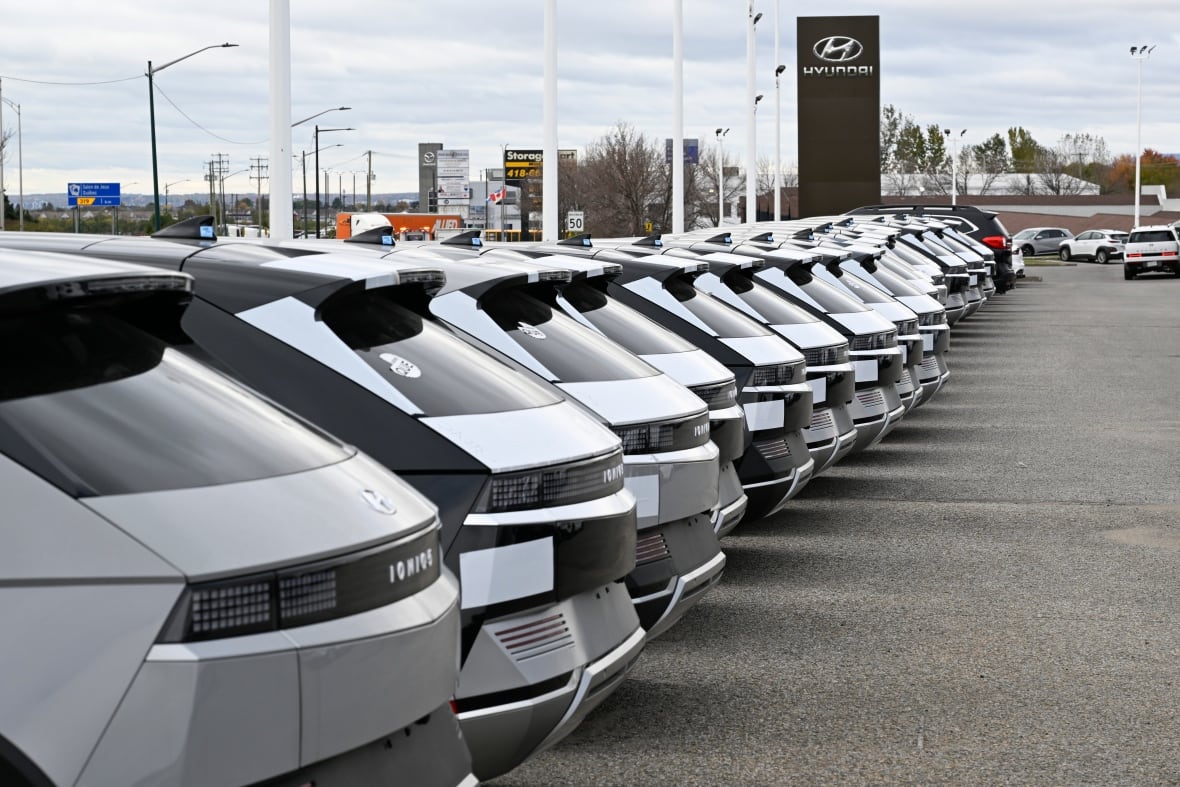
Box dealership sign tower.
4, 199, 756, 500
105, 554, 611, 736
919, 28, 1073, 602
796, 16, 880, 217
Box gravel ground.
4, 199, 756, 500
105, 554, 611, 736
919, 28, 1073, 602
493, 263, 1180, 786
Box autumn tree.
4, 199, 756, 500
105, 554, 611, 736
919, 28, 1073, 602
1105, 149, 1180, 194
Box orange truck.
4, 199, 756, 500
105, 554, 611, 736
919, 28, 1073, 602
335, 212, 465, 240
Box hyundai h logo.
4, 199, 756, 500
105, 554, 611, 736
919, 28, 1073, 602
814, 36, 863, 62
361, 489, 397, 515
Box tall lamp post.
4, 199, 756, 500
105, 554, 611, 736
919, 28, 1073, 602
746, 4, 761, 223
148, 43, 238, 231
774, 65, 785, 221
314, 125, 353, 237
943, 128, 966, 205
1130, 44, 1155, 229
1, 93, 23, 230
164, 179, 188, 213
716, 127, 729, 227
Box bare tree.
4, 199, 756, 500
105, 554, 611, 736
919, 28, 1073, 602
692, 144, 745, 227
967, 134, 1010, 195
578, 122, 666, 237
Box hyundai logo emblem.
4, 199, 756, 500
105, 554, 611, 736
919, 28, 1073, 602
361, 489, 398, 515
813, 36, 864, 63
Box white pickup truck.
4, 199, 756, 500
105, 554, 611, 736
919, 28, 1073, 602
1123, 225, 1180, 280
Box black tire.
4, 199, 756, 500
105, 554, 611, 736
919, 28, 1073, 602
1124, 268, 1135, 280
1059, 246, 1071, 261
1021, 244, 1035, 257
1096, 249, 1109, 264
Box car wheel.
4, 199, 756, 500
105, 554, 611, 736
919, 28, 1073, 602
1124, 268, 1135, 280
1021, 244, 1035, 257
1059, 247, 1071, 262
1096, 249, 1109, 264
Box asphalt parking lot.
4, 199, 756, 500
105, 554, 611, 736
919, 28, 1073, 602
496, 263, 1180, 785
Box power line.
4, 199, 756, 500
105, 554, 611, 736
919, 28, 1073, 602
154, 83, 265, 146
0, 72, 140, 86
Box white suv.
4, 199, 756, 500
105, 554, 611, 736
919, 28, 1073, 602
1123, 225, 1180, 280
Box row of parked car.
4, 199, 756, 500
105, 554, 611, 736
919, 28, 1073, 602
1012, 223, 1180, 280
0, 204, 1007, 786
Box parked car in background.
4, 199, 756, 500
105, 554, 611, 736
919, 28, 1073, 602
1011, 246, 1026, 278
844, 204, 1016, 292
1012, 227, 1073, 257
1123, 225, 1180, 279
1058, 229, 1128, 264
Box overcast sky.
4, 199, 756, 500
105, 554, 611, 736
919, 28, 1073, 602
2, 1, 1179, 198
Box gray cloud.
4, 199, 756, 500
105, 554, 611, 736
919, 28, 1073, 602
1, 1, 1178, 198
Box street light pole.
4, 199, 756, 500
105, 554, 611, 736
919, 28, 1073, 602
943, 128, 966, 205
1, 94, 23, 231
313, 125, 353, 237
774, 64, 785, 221
715, 127, 729, 226
148, 43, 238, 231
164, 179, 188, 212
1130, 45, 1155, 229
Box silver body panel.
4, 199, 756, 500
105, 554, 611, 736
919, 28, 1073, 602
83, 453, 436, 580
423, 399, 620, 473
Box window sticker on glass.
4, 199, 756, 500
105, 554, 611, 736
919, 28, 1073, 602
517, 322, 546, 339
378, 352, 421, 378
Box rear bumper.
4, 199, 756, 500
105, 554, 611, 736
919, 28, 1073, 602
462, 621, 645, 779
456, 584, 643, 780
629, 510, 725, 636
714, 461, 748, 537
848, 385, 904, 453
1125, 259, 1180, 275
82, 574, 462, 787
633, 548, 727, 640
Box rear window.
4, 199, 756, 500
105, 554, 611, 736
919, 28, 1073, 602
557, 281, 697, 355
483, 286, 658, 382
1129, 230, 1176, 244
321, 286, 562, 415
0, 309, 350, 497
664, 275, 778, 337
721, 272, 822, 325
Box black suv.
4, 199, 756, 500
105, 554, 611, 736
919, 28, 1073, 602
846, 204, 1017, 293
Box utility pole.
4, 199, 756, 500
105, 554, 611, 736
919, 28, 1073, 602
250, 156, 269, 227
211, 153, 229, 231
366, 150, 374, 211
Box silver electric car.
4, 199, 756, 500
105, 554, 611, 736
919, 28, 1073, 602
0, 224, 644, 782
658, 233, 905, 454
263, 228, 727, 636
390, 237, 750, 537
0, 250, 473, 787
492, 236, 817, 520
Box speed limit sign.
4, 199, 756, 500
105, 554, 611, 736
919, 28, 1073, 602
566, 211, 585, 232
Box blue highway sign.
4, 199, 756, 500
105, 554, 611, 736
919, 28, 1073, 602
68, 182, 121, 207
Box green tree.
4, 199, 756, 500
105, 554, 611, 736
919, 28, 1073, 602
967, 134, 1010, 194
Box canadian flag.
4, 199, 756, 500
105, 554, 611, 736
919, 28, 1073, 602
487, 187, 506, 204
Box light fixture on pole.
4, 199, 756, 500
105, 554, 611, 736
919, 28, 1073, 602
1130, 44, 1155, 229
148, 43, 238, 231
774, 64, 785, 221
313, 125, 354, 237
716, 127, 729, 227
